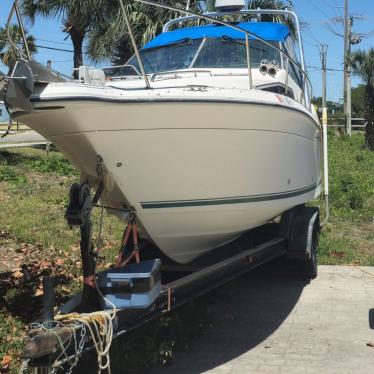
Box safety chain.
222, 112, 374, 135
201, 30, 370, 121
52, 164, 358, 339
64, 323, 87, 374
22, 321, 87, 374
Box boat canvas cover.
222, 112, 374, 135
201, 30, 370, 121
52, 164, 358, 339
143, 22, 290, 49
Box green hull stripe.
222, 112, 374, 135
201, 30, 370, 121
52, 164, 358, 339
140, 184, 317, 209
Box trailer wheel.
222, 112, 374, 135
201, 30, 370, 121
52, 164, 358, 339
281, 206, 320, 280
300, 223, 318, 280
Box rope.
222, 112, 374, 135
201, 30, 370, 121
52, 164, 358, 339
54, 288, 117, 374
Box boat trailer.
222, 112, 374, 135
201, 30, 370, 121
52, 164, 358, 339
20, 183, 320, 373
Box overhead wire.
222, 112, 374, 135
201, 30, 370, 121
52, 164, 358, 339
300, 0, 334, 20
0, 36, 89, 54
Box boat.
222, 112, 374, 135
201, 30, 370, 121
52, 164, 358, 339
1, 0, 321, 264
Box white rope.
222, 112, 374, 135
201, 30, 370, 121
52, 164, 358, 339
55, 290, 117, 374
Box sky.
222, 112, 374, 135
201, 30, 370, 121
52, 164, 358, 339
0, 0, 373, 102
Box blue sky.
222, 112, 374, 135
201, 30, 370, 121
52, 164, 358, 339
1, 0, 373, 101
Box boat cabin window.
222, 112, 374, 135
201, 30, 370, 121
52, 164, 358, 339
193, 38, 281, 69
128, 37, 282, 73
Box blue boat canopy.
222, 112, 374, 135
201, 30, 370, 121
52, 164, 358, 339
143, 22, 290, 49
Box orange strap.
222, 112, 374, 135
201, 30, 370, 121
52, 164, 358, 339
115, 220, 140, 267
119, 250, 140, 267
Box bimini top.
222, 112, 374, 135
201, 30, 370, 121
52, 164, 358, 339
143, 22, 290, 49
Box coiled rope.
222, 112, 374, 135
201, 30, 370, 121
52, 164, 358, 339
52, 286, 117, 374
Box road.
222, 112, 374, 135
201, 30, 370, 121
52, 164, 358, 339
0, 130, 47, 148
151, 264, 374, 374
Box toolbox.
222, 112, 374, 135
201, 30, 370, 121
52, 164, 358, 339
97, 259, 162, 309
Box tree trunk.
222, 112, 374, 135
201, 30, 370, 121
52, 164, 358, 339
69, 26, 85, 80
364, 84, 374, 151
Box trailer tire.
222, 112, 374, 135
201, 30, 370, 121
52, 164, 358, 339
300, 223, 318, 280
281, 206, 320, 280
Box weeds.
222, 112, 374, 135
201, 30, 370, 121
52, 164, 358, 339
328, 133, 374, 221
0, 149, 77, 176
0, 166, 27, 186
318, 132, 374, 264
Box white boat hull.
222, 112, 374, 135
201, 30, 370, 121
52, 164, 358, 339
16, 85, 321, 263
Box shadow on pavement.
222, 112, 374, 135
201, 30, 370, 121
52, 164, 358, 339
75, 257, 307, 374
150, 257, 307, 374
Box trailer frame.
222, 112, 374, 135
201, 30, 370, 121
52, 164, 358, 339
21, 186, 319, 373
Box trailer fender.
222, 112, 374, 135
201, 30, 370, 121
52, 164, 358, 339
283, 207, 320, 260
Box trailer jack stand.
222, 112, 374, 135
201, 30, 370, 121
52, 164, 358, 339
65, 183, 102, 312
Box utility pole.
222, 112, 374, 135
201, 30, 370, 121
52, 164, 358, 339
326, 1, 373, 136
343, 0, 352, 136
346, 18, 352, 136
343, 0, 349, 115
319, 44, 329, 226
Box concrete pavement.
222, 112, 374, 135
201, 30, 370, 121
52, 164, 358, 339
0, 130, 47, 149
152, 264, 374, 374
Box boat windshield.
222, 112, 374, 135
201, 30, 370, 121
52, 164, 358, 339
127, 39, 202, 74
127, 37, 281, 74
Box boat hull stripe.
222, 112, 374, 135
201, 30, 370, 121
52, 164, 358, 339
140, 184, 317, 209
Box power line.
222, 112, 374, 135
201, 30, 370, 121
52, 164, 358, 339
34, 43, 75, 53
308, 1, 330, 18
307, 65, 344, 72
35, 38, 72, 46
0, 37, 88, 54
302, 29, 320, 44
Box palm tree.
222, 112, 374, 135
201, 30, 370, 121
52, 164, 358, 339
349, 48, 374, 150
21, 0, 109, 77
87, 0, 293, 65
87, 1, 187, 64
0, 24, 37, 68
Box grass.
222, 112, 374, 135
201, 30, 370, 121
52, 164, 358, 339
316, 132, 374, 265
0, 133, 373, 371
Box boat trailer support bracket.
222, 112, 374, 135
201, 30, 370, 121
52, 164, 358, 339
65, 182, 103, 311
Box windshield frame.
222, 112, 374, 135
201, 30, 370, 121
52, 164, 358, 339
127, 36, 282, 74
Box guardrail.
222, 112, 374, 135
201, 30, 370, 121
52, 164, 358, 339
326, 118, 367, 129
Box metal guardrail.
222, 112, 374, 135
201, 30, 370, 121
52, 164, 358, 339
326, 118, 367, 129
